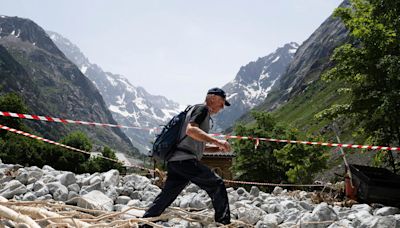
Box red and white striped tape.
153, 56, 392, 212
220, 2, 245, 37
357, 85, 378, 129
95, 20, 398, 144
1, 110, 399, 152
0, 124, 92, 156
0, 123, 329, 187
210, 134, 400, 152
0, 124, 153, 172
0, 111, 158, 132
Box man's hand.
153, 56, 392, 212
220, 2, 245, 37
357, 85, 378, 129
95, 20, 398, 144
186, 122, 231, 152
215, 140, 231, 152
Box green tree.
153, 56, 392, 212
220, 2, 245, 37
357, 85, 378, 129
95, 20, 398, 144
321, 0, 400, 172
232, 112, 288, 184
97, 146, 123, 172
0, 134, 46, 166
274, 133, 329, 184
52, 131, 92, 173
0, 93, 49, 166
81, 146, 124, 173
0, 93, 29, 136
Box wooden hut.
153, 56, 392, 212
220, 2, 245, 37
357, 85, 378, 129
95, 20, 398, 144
201, 152, 235, 180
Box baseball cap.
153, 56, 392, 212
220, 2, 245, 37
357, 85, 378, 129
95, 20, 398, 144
207, 87, 231, 106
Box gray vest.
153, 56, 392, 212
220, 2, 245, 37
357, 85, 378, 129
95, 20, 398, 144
168, 105, 210, 162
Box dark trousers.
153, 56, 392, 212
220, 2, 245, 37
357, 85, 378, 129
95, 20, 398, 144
143, 159, 231, 224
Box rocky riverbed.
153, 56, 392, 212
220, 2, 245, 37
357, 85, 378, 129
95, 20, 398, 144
0, 161, 399, 227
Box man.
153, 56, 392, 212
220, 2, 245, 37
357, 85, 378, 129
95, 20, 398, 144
142, 87, 232, 226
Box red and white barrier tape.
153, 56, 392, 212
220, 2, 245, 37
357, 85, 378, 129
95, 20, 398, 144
210, 134, 400, 152
1, 110, 399, 152
0, 124, 329, 188
0, 111, 158, 132
0, 124, 152, 172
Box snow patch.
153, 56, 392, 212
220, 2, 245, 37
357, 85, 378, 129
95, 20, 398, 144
106, 74, 117, 86
108, 105, 132, 118
227, 93, 238, 100
259, 72, 270, 81
133, 97, 149, 110
115, 94, 125, 105
272, 56, 280, 63
15, 29, 21, 38
80, 65, 88, 74
265, 78, 278, 94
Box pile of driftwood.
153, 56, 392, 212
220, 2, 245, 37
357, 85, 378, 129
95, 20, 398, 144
0, 182, 353, 228
0, 197, 251, 228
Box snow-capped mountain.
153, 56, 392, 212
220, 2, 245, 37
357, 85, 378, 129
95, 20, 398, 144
48, 31, 183, 153
0, 16, 137, 154
214, 42, 298, 131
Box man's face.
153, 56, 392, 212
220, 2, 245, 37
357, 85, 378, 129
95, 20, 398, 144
209, 95, 225, 114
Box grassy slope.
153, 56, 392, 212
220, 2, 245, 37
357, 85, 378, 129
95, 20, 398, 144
268, 79, 377, 181
271, 80, 349, 139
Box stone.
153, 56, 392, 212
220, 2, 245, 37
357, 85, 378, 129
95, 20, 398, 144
180, 192, 197, 208
42, 165, 55, 171
80, 181, 102, 193
0, 180, 27, 199
102, 169, 119, 188
374, 207, 399, 216
237, 203, 267, 225
67, 191, 79, 205
300, 203, 338, 227
190, 193, 211, 209
46, 182, 68, 201
250, 186, 260, 197
115, 196, 131, 205
58, 172, 76, 187
33, 186, 49, 198
185, 183, 200, 193
255, 214, 283, 227
81, 173, 100, 186
236, 187, 248, 195
16, 170, 29, 185
22, 192, 37, 201
122, 174, 151, 190
37, 194, 53, 200
68, 183, 80, 193
280, 200, 298, 210
351, 204, 372, 214
106, 187, 119, 201
77, 190, 113, 211
115, 205, 145, 219
272, 186, 283, 195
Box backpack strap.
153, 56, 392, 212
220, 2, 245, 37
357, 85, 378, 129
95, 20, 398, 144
175, 104, 207, 156
175, 105, 193, 145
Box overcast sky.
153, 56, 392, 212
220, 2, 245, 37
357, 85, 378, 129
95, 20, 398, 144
3, 0, 342, 105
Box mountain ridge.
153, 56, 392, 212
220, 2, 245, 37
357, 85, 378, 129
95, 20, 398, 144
0, 16, 137, 155
48, 31, 184, 153
214, 42, 298, 131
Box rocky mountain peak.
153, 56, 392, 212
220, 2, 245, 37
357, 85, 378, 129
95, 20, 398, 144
0, 16, 136, 154
48, 31, 183, 153
0, 16, 64, 57
213, 42, 298, 131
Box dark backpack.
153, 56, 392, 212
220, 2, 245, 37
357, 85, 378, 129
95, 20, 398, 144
150, 105, 192, 162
